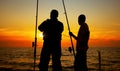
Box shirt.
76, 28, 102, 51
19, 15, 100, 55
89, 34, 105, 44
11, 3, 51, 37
76, 23, 90, 50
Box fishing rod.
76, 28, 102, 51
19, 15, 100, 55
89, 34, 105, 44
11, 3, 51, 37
62, 0, 75, 58
33, 0, 39, 70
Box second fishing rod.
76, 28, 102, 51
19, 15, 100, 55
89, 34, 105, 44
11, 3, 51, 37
62, 0, 75, 58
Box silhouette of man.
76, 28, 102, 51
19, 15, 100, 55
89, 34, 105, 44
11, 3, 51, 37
69, 14, 90, 71
38, 9, 64, 71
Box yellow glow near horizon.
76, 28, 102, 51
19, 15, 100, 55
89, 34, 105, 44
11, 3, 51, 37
38, 33, 43, 38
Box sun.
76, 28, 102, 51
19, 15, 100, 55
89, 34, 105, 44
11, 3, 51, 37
38, 33, 43, 38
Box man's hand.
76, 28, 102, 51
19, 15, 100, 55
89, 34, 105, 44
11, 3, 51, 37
69, 32, 73, 36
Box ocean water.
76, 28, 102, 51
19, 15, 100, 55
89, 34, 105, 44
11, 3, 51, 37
0, 47, 120, 71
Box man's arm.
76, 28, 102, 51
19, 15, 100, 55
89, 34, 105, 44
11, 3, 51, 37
69, 32, 77, 40
38, 19, 48, 32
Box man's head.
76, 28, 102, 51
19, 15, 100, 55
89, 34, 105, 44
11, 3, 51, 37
50, 9, 58, 20
78, 14, 86, 25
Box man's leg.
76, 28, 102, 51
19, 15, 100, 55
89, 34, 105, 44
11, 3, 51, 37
38, 42, 50, 71
52, 46, 62, 71
74, 51, 88, 71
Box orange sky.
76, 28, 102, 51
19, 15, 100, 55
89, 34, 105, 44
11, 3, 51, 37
0, 0, 120, 48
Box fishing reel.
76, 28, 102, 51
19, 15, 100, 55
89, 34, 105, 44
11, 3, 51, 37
68, 47, 72, 53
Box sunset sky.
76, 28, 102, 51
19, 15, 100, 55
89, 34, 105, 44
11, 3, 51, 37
0, 0, 120, 48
